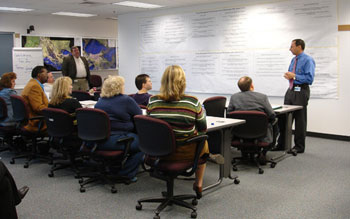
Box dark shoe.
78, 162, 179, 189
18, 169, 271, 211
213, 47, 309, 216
258, 154, 267, 166
209, 153, 225, 165
292, 146, 304, 154
18, 186, 29, 200
193, 183, 202, 199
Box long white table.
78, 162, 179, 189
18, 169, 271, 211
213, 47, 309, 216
272, 105, 303, 161
204, 116, 245, 191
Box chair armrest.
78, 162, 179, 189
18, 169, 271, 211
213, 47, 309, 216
117, 136, 134, 166
29, 115, 45, 121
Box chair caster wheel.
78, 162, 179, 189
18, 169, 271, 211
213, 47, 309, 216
234, 179, 240, 184
232, 166, 238, 171
258, 169, 264, 174
48, 172, 54, 177
24, 164, 29, 168
153, 214, 160, 219
191, 211, 197, 218
136, 203, 142, 210
78, 179, 84, 184
270, 163, 276, 168
292, 151, 297, 156
192, 198, 198, 206
80, 187, 86, 193
111, 188, 117, 193
10, 160, 15, 164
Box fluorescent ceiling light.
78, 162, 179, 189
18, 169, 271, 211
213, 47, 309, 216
52, 12, 97, 17
113, 1, 163, 9
0, 7, 33, 12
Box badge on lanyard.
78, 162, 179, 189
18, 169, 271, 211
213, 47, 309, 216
294, 86, 301, 92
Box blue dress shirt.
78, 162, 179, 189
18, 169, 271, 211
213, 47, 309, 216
288, 52, 315, 85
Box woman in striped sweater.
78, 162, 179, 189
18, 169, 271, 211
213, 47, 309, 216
147, 65, 209, 199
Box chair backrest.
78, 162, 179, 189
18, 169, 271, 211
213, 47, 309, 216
227, 111, 268, 139
76, 108, 110, 141
203, 96, 227, 117
72, 90, 93, 101
90, 75, 102, 88
134, 115, 176, 157
10, 95, 30, 125
0, 97, 8, 120
42, 108, 75, 138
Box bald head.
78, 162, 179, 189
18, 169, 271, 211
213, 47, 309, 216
237, 76, 253, 92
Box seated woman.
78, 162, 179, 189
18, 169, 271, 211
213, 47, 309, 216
147, 65, 209, 199
94, 75, 143, 181
48, 76, 82, 113
0, 72, 18, 126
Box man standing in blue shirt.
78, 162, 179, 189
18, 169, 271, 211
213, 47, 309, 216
277, 39, 315, 154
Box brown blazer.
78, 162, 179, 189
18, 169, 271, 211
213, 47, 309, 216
21, 78, 48, 132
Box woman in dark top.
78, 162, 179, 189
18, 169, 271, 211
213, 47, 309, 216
94, 75, 143, 181
48, 77, 82, 113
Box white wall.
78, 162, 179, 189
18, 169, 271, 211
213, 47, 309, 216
118, 0, 350, 137
0, 13, 118, 79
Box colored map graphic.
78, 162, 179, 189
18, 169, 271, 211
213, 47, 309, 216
83, 38, 116, 70
22, 36, 73, 71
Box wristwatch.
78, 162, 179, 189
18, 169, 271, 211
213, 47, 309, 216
293, 76, 296, 80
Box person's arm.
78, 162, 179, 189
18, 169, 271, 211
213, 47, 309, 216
296, 58, 315, 84
27, 86, 48, 114
82, 57, 92, 87
128, 97, 142, 116
263, 95, 276, 123
61, 57, 69, 77
195, 102, 207, 134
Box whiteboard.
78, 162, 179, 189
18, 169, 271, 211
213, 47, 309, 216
12, 47, 43, 89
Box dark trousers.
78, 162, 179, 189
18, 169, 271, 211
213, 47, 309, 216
0, 161, 21, 219
278, 85, 310, 151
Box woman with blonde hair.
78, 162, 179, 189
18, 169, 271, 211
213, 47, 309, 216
0, 72, 17, 126
94, 75, 143, 181
48, 76, 81, 113
147, 65, 210, 199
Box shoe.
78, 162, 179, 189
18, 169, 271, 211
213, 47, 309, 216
130, 177, 138, 183
193, 183, 202, 199
18, 186, 29, 200
209, 154, 225, 164
292, 146, 304, 154
258, 154, 267, 166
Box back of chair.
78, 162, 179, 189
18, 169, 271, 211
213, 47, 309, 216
227, 111, 268, 139
90, 75, 102, 88
10, 95, 29, 125
203, 96, 227, 117
76, 108, 110, 141
134, 115, 175, 157
0, 97, 8, 121
72, 91, 92, 101
42, 108, 75, 138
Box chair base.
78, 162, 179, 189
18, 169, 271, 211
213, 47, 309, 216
78, 172, 131, 193
232, 152, 276, 174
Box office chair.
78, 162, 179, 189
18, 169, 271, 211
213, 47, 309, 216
203, 96, 227, 155
9, 95, 51, 168
72, 90, 93, 101
134, 115, 207, 219
76, 108, 133, 193
42, 108, 81, 177
89, 74, 102, 90
202, 96, 227, 117
0, 97, 17, 152
227, 111, 276, 174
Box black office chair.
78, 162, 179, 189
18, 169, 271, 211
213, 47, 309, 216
72, 90, 93, 101
76, 108, 133, 193
203, 96, 227, 155
9, 95, 51, 168
42, 108, 81, 177
89, 74, 102, 91
0, 97, 17, 152
134, 115, 207, 219
227, 111, 276, 174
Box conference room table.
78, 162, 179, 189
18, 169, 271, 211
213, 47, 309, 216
204, 116, 245, 191
271, 104, 303, 161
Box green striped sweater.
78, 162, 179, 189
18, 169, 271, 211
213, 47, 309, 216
147, 95, 207, 145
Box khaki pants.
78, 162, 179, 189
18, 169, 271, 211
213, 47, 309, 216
73, 79, 89, 91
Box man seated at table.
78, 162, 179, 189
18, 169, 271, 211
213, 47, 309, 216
130, 74, 152, 106
227, 76, 278, 164
21, 66, 49, 132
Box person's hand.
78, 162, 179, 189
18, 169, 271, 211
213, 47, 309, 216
284, 72, 295, 80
